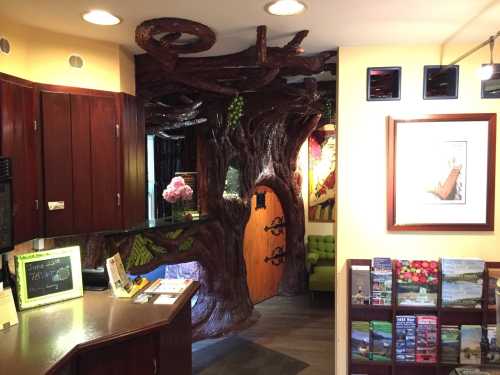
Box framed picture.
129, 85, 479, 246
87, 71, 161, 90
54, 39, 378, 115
423, 65, 459, 100
481, 64, 500, 99
15, 246, 83, 310
387, 114, 496, 231
308, 124, 336, 222
367, 67, 401, 101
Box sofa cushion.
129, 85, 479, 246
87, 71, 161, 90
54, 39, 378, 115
309, 266, 335, 292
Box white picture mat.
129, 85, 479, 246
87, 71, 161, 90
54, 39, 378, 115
395, 121, 489, 225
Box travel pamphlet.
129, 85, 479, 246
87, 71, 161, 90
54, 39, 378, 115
442, 258, 484, 309
395, 315, 416, 362
460, 325, 482, 365
370, 321, 392, 362
351, 265, 370, 305
488, 268, 500, 309
416, 315, 438, 363
351, 321, 370, 361
486, 324, 500, 364
106, 253, 148, 298
396, 260, 438, 306
371, 258, 392, 305
441, 325, 460, 364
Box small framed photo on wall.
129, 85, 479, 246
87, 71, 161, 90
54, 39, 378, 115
387, 113, 497, 231
367, 67, 401, 101
423, 65, 459, 99
481, 64, 500, 99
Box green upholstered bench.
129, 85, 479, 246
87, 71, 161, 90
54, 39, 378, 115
306, 235, 335, 296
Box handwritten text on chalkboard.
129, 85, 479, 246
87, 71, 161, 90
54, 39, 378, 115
25, 256, 73, 299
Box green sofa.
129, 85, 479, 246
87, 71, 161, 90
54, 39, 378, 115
306, 235, 335, 295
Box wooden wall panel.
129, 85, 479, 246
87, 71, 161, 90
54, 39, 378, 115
41, 92, 74, 236
90, 96, 119, 231
0, 80, 39, 243
135, 99, 146, 223
70, 95, 92, 234
119, 94, 146, 228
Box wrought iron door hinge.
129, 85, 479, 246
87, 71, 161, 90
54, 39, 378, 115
264, 246, 287, 266
264, 216, 285, 236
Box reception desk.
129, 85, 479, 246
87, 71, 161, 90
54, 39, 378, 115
0, 282, 198, 375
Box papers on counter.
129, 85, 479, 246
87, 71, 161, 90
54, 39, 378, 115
153, 294, 179, 305
143, 278, 193, 295
0, 283, 18, 330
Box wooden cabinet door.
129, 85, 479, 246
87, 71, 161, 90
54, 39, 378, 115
0, 79, 39, 243
77, 333, 157, 375
41, 92, 74, 236
90, 96, 120, 231
70, 95, 92, 234
119, 93, 146, 228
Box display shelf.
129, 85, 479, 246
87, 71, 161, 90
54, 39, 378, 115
396, 306, 438, 313
347, 258, 499, 375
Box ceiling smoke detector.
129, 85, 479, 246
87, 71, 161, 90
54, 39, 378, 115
265, 0, 307, 16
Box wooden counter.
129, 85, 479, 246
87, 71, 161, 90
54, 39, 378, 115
0, 282, 199, 375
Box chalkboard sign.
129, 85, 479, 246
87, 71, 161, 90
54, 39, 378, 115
15, 246, 83, 310
25, 256, 73, 299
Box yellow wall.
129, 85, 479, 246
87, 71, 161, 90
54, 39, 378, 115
297, 141, 336, 237
0, 16, 135, 95
336, 44, 500, 374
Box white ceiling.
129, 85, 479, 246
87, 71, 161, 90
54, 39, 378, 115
1, 0, 499, 56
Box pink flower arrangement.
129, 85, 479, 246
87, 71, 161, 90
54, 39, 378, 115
162, 176, 193, 203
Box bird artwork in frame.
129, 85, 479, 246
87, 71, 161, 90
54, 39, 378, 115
387, 113, 497, 231
308, 124, 336, 222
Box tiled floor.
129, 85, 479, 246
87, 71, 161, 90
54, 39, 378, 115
192, 293, 334, 374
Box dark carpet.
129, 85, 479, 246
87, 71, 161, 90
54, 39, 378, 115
192, 336, 309, 375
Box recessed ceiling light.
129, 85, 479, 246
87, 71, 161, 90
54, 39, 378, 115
82, 10, 121, 26
265, 0, 307, 16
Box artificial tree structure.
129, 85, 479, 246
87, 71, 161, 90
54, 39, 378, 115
80, 18, 336, 340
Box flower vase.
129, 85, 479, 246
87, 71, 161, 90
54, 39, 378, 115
171, 200, 185, 223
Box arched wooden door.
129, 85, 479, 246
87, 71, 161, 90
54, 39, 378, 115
243, 185, 286, 304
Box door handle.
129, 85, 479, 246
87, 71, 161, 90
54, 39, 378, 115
153, 358, 158, 375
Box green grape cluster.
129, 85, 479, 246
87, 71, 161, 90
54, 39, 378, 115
226, 95, 244, 128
